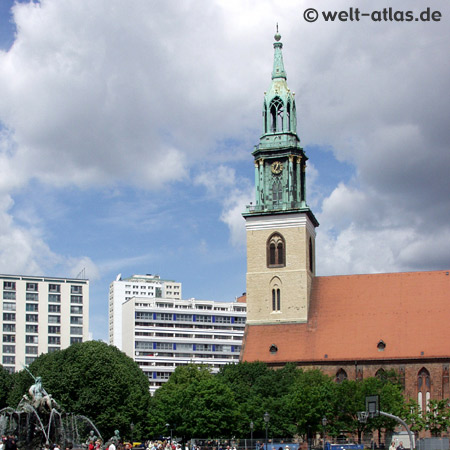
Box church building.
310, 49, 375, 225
240, 31, 450, 410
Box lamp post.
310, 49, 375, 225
250, 421, 254, 450
165, 423, 173, 442
130, 422, 134, 446
264, 412, 270, 450
322, 417, 328, 450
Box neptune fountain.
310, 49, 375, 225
0, 371, 102, 449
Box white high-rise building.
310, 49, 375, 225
121, 295, 246, 394
0, 274, 89, 373
108, 274, 182, 348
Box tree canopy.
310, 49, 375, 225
7, 341, 152, 440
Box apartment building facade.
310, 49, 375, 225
108, 274, 182, 348
0, 274, 89, 373
121, 296, 246, 394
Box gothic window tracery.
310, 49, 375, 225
272, 180, 282, 206
267, 233, 285, 268
418, 367, 431, 411
270, 97, 284, 132
336, 368, 348, 383
272, 288, 281, 311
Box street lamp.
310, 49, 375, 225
322, 417, 328, 450
264, 412, 270, 450
250, 421, 254, 450
130, 422, 134, 445
165, 423, 173, 442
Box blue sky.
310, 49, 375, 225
0, 0, 449, 341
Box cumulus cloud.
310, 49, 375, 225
0, 0, 449, 298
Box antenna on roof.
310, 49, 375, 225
76, 267, 86, 279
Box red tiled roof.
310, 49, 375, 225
241, 270, 450, 364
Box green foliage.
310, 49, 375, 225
7, 341, 152, 440
424, 399, 450, 436
0, 365, 13, 409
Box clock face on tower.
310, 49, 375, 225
271, 161, 283, 175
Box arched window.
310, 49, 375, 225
263, 101, 268, 133
309, 238, 314, 272
267, 233, 286, 267
376, 368, 387, 381
272, 288, 281, 311
286, 101, 291, 131
269, 97, 284, 132
336, 369, 348, 384
272, 180, 282, 206
418, 368, 431, 411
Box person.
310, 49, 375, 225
389, 442, 396, 450
397, 442, 404, 450
4, 436, 17, 450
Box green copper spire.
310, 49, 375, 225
272, 24, 287, 80
243, 29, 319, 229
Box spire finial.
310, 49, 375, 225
274, 23, 281, 42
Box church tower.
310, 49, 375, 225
242, 30, 319, 325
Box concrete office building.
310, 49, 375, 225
108, 274, 182, 348
121, 295, 246, 394
0, 274, 89, 373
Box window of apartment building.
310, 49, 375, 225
25, 314, 38, 322
26, 335, 39, 344
3, 281, 16, 290
3, 324, 15, 332
70, 295, 83, 304
70, 337, 82, 344
135, 341, 153, 349
70, 316, 83, 325
48, 326, 61, 334
2, 345, 15, 354
25, 356, 36, 365
3, 313, 16, 321
48, 294, 61, 303
2, 356, 15, 365
49, 284, 61, 293
234, 317, 246, 324
195, 344, 212, 352
70, 326, 82, 335
25, 346, 38, 355
26, 282, 38, 291
3, 291, 16, 300
3, 303, 16, 311
176, 343, 192, 351
48, 305, 61, 313
215, 316, 231, 324
48, 336, 61, 345
26, 325, 38, 333
3, 335, 15, 343
195, 315, 212, 323
136, 312, 153, 320
26, 303, 39, 312
26, 293, 39, 301
175, 314, 193, 321
70, 305, 83, 314
71, 285, 82, 294
155, 313, 172, 321
48, 315, 61, 324
48, 347, 60, 353
155, 342, 172, 350
155, 372, 171, 380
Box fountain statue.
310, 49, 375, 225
0, 370, 102, 450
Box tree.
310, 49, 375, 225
0, 365, 13, 409
424, 399, 450, 436
7, 341, 152, 440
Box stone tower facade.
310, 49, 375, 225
242, 30, 318, 326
